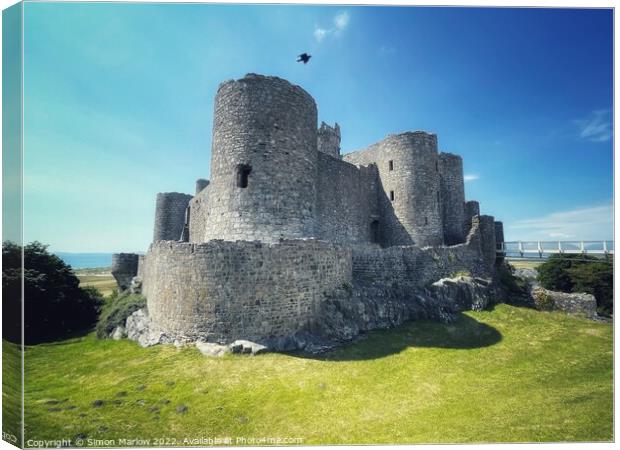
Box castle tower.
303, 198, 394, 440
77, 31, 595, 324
343, 131, 443, 247
195, 178, 209, 195
153, 192, 193, 242
464, 200, 480, 236
318, 122, 341, 158
111, 253, 139, 291
438, 152, 466, 245
201, 74, 318, 243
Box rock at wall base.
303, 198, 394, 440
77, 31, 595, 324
125, 308, 165, 347
429, 276, 496, 312
530, 286, 598, 319
130, 276, 143, 295
110, 326, 126, 340
229, 340, 268, 355
196, 341, 231, 357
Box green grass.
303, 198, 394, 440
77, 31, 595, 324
11, 304, 612, 445
507, 259, 543, 270
78, 274, 117, 297
2, 339, 22, 446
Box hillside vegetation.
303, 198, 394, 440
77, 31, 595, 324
9, 304, 612, 445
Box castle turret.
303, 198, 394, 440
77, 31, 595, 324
111, 253, 139, 292
201, 74, 318, 243
153, 192, 193, 242
343, 131, 443, 247
464, 200, 480, 236
438, 152, 466, 245
318, 121, 341, 159
195, 178, 209, 195
479, 215, 497, 269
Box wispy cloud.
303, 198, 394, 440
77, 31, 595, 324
508, 203, 613, 241
575, 109, 612, 142
464, 174, 479, 182
314, 10, 350, 43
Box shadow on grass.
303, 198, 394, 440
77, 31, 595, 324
294, 312, 502, 362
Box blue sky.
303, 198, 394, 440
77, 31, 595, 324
20, 4, 613, 252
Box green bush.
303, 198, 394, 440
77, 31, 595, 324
497, 262, 526, 294
96, 291, 146, 339
537, 254, 613, 315
2, 241, 105, 344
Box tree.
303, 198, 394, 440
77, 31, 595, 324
2, 241, 104, 344
536, 254, 613, 315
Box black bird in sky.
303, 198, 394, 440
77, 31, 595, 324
297, 53, 312, 64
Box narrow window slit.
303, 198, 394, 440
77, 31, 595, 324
390, 190, 395, 201
236, 164, 252, 188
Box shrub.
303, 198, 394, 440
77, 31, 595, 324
96, 291, 146, 339
537, 254, 613, 315
2, 241, 104, 344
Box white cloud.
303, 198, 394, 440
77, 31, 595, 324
334, 11, 350, 30
575, 109, 612, 142
464, 174, 479, 182
507, 203, 613, 241
314, 28, 328, 42
314, 10, 350, 43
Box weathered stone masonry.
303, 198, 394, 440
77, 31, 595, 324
120, 73, 505, 347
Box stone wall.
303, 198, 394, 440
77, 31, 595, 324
141, 239, 352, 342
200, 74, 318, 243
343, 132, 443, 248
464, 200, 480, 236
315, 153, 379, 244
350, 219, 489, 288
317, 121, 341, 159
479, 215, 497, 269
438, 152, 466, 245
153, 192, 193, 242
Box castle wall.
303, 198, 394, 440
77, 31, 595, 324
464, 200, 480, 236
438, 152, 466, 245
343, 132, 443, 247
141, 239, 352, 342
315, 153, 379, 244
317, 122, 341, 159
200, 74, 318, 243
153, 193, 193, 242
479, 215, 497, 269
350, 218, 489, 287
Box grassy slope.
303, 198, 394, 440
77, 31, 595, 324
2, 339, 22, 446
18, 304, 612, 445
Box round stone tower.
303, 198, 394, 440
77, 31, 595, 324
111, 253, 139, 292
195, 178, 209, 195
153, 192, 193, 242
201, 74, 318, 243
438, 152, 466, 245
371, 132, 444, 247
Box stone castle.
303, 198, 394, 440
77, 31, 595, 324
112, 73, 505, 352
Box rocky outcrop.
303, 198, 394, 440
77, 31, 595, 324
530, 286, 597, 319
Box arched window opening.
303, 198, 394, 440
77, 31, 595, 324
236, 164, 252, 188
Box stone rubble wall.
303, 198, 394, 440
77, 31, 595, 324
464, 200, 480, 237
141, 239, 352, 343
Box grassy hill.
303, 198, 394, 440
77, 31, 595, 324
5, 303, 612, 445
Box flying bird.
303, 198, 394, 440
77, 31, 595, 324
297, 53, 312, 64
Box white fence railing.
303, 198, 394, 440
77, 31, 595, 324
499, 241, 614, 258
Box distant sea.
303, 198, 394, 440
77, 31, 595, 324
55, 252, 113, 269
